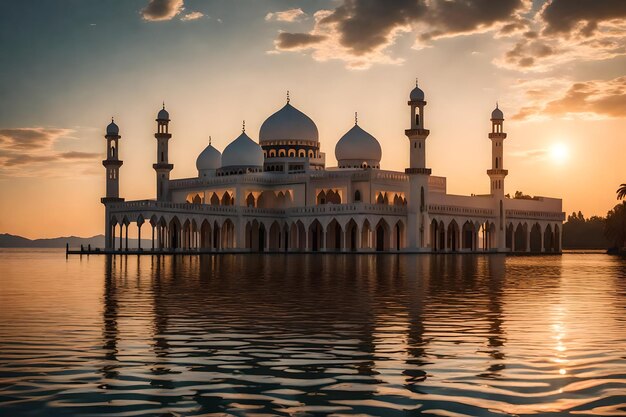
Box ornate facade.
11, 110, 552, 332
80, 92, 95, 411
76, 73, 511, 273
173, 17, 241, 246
101, 83, 564, 253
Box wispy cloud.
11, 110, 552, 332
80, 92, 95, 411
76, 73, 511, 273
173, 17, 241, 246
265, 8, 306, 23
181, 11, 204, 21
0, 128, 102, 178
512, 76, 626, 121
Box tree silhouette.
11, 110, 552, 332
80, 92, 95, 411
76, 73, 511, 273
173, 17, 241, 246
605, 202, 626, 249
617, 184, 626, 200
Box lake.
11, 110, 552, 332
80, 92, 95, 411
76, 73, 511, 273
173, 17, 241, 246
0, 250, 625, 416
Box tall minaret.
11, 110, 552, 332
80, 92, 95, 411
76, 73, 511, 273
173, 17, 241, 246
153, 104, 173, 201
405, 80, 431, 250
101, 118, 124, 249
487, 104, 508, 251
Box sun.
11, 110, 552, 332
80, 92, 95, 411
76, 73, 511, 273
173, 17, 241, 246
550, 143, 569, 163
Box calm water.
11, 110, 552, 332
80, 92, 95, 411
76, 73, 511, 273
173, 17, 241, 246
0, 250, 625, 417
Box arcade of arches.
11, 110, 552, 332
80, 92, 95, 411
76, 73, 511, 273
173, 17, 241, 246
106, 213, 560, 253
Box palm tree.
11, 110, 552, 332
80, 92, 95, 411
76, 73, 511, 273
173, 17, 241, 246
618, 184, 626, 200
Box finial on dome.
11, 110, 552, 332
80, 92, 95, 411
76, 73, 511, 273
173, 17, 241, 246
287, 90, 290, 104
209, 136, 212, 145
242, 120, 245, 133
162, 101, 165, 110
111, 117, 114, 123
355, 112, 358, 125
416, 77, 418, 87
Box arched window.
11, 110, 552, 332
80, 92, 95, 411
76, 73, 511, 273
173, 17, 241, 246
110, 145, 115, 158
288, 149, 295, 157
420, 186, 424, 212
298, 149, 306, 157
495, 157, 499, 169
161, 151, 164, 162
308, 150, 314, 158
269, 149, 276, 157
354, 190, 361, 202
279, 149, 286, 157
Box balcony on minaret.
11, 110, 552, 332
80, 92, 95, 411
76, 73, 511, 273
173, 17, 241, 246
487, 168, 508, 176
405, 128, 430, 136
153, 162, 174, 170
405, 167, 432, 175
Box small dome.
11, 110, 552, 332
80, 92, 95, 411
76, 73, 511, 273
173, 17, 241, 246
410, 84, 425, 102
260, 102, 318, 143
221, 132, 264, 168
157, 106, 170, 121
106, 120, 119, 135
335, 124, 382, 165
491, 105, 504, 120
196, 142, 222, 171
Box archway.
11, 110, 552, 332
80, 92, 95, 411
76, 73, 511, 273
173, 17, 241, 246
200, 219, 212, 249
544, 224, 553, 253
222, 219, 235, 249
269, 221, 281, 251
296, 220, 306, 251
346, 219, 358, 252
462, 221, 476, 251
447, 220, 460, 251
506, 223, 514, 251
554, 224, 561, 252
514, 223, 527, 252
361, 219, 372, 250
530, 223, 542, 252
258, 223, 266, 252
308, 220, 323, 252
326, 219, 343, 251
375, 219, 390, 252
393, 221, 404, 251
169, 217, 181, 249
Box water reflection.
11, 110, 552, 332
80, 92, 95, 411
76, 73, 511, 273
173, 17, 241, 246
0, 251, 625, 416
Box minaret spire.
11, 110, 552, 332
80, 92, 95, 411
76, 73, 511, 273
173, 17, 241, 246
286, 90, 290, 104
242, 120, 245, 133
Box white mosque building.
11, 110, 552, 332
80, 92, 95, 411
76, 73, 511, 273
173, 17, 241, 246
100, 83, 564, 253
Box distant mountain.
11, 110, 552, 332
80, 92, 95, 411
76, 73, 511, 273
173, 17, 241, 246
0, 234, 150, 249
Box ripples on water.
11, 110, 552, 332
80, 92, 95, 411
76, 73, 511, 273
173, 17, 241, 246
0, 250, 625, 416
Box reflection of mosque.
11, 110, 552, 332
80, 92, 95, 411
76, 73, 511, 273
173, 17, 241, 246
100, 254, 510, 414
100, 82, 564, 254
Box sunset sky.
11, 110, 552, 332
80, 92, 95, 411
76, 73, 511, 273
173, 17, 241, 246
0, 0, 624, 238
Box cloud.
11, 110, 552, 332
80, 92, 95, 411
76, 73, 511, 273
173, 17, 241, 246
268, 0, 626, 72
0, 128, 102, 178
269, 0, 529, 69
509, 148, 549, 159
60, 151, 102, 160
141, 0, 184, 21
275, 33, 327, 49
540, 0, 626, 36
496, 0, 626, 71
266, 8, 306, 23
0, 128, 73, 150
180, 11, 204, 21
511, 76, 626, 120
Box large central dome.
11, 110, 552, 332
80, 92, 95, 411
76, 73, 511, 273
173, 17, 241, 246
259, 102, 318, 143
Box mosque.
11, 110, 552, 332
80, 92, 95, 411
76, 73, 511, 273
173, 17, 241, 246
100, 83, 564, 253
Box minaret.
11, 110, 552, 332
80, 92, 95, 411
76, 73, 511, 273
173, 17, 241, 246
487, 104, 508, 251
101, 118, 124, 249
405, 80, 431, 250
153, 104, 173, 201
